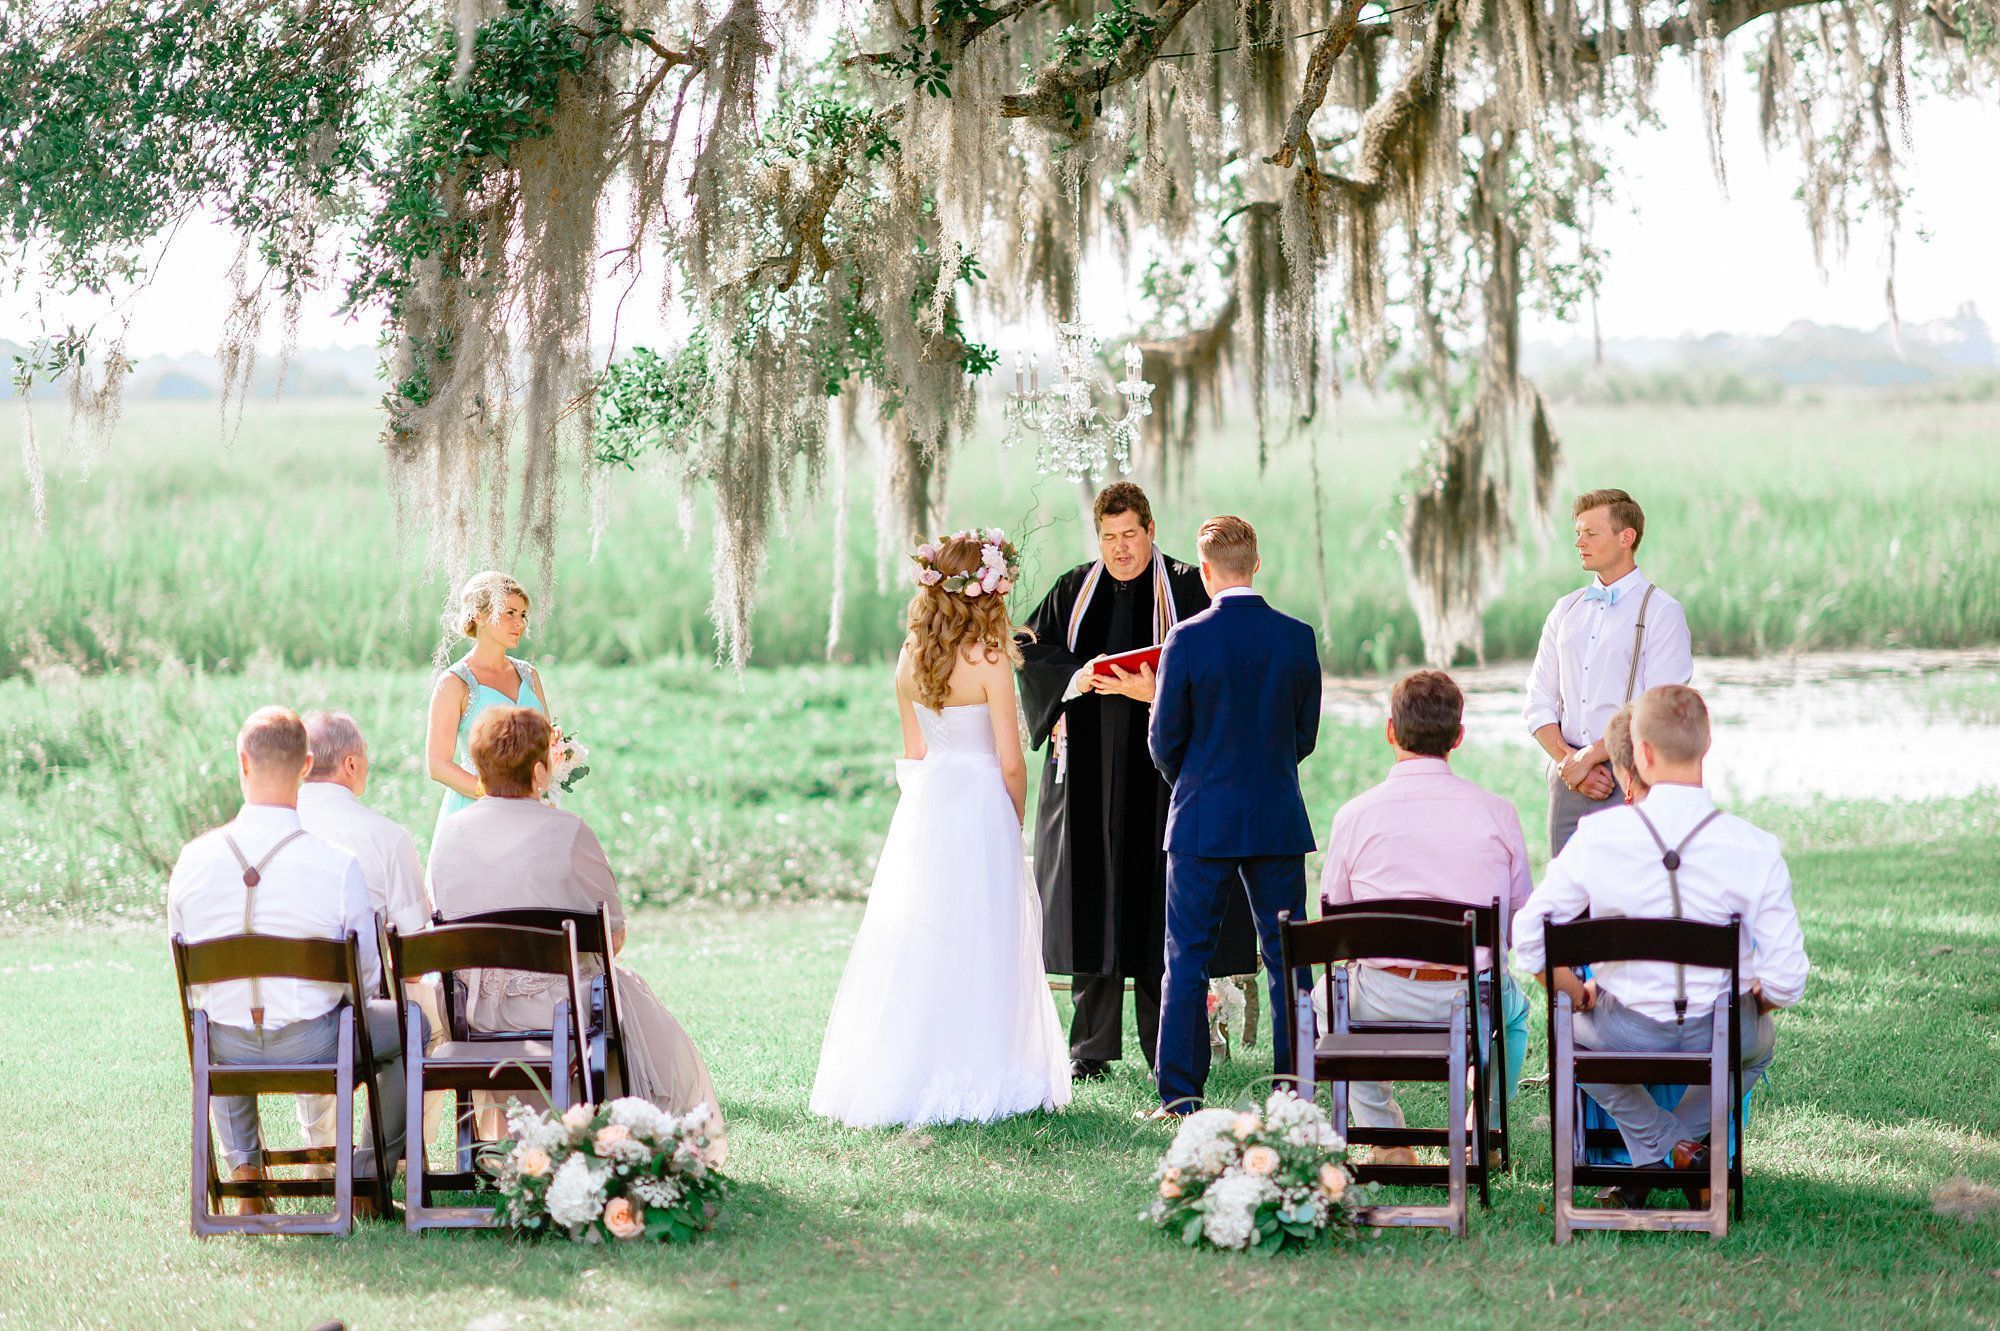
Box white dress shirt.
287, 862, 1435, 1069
167, 804, 382, 1030
1523, 566, 1692, 747
1211, 584, 1259, 603
1512, 784, 1810, 1023
297, 782, 433, 935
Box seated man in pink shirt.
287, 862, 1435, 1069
1320, 670, 1533, 1159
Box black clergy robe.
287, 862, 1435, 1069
1018, 556, 1260, 990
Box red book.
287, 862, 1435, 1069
1090, 645, 1162, 678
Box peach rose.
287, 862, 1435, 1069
1318, 1162, 1348, 1200
1158, 1167, 1182, 1199
515, 1147, 552, 1178
1242, 1146, 1280, 1175
603, 1196, 644, 1240
595, 1123, 632, 1154
1232, 1112, 1260, 1140
562, 1103, 593, 1130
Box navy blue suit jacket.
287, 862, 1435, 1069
1147, 591, 1321, 857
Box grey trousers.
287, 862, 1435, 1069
207, 1000, 413, 1177
1547, 761, 1623, 856
1344, 964, 1531, 1129
1574, 990, 1775, 1167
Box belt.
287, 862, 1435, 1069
1376, 965, 1464, 983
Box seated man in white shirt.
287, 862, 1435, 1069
1513, 685, 1808, 1181
1320, 669, 1534, 1163
167, 707, 416, 1214
296, 708, 439, 1152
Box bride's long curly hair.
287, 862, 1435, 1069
906, 535, 1022, 711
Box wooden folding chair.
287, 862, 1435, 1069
1280, 909, 1484, 1237
435, 903, 628, 1100
1319, 896, 1513, 1174
172, 929, 393, 1237
1543, 913, 1744, 1242
389, 920, 593, 1231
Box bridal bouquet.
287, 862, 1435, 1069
1143, 1088, 1370, 1255
493, 1098, 727, 1244
551, 722, 591, 794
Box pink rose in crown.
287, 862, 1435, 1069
987, 527, 1005, 543
919, 569, 943, 586
981, 567, 1001, 592
996, 578, 1013, 595
964, 581, 984, 597
917, 543, 939, 561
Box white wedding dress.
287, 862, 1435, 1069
810, 702, 1072, 1128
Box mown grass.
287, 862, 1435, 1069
2, 395, 1996, 678
0, 793, 1995, 1330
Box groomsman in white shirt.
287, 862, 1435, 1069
1513, 685, 1809, 1178
296, 709, 440, 1151
1524, 488, 1692, 854
167, 707, 415, 1214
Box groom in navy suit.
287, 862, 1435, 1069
1148, 515, 1322, 1112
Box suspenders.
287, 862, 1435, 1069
221, 828, 308, 1029
1630, 806, 1724, 1026
1621, 585, 1657, 707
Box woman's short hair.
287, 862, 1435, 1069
469, 706, 552, 797
451, 570, 529, 640
1604, 703, 1638, 775
1389, 670, 1463, 758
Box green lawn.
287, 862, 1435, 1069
1, 794, 1995, 1328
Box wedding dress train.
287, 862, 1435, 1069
810, 703, 1071, 1128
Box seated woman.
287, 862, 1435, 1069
429, 705, 726, 1162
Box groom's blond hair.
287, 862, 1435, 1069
1197, 516, 1258, 578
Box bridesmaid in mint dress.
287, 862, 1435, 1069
426, 571, 554, 847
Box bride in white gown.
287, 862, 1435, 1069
811, 529, 1071, 1128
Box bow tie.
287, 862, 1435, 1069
1581, 583, 1619, 606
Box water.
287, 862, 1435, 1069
1322, 648, 2000, 803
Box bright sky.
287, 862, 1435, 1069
7, 50, 1997, 358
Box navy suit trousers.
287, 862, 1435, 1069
1156, 851, 1310, 1110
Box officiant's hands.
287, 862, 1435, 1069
1070, 665, 1103, 696
1099, 662, 1156, 704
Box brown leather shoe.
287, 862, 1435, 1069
229, 1164, 268, 1216
1370, 1146, 1418, 1167
1670, 1140, 1713, 1209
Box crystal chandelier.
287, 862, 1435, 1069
1001, 321, 1155, 482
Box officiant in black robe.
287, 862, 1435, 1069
1017, 484, 1258, 1079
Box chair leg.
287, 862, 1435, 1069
191, 1019, 217, 1238
1551, 994, 1576, 1246
1708, 1002, 1730, 1238
405, 1002, 429, 1233
1292, 986, 1315, 1099
333, 1008, 356, 1236
1447, 1001, 1468, 1238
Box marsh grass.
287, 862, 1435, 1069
1, 793, 1996, 1329
2, 397, 1996, 677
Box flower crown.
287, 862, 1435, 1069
911, 528, 1021, 599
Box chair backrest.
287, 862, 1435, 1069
389, 919, 594, 1101
170, 930, 372, 1073
393, 921, 581, 980
1541, 915, 1739, 973
1279, 910, 1478, 974
1320, 897, 1501, 957
436, 905, 612, 957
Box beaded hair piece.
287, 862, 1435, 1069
910, 528, 1021, 599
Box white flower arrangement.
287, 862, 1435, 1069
550, 722, 591, 794
491, 1096, 727, 1243
1143, 1088, 1371, 1255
